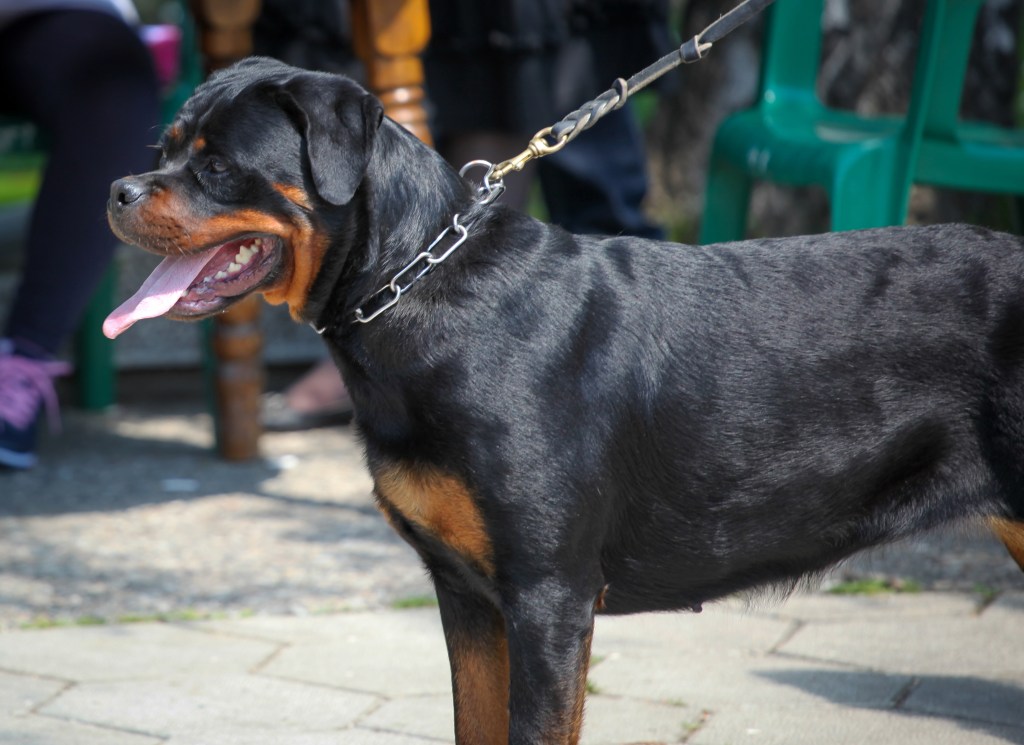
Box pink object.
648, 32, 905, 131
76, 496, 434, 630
103, 250, 219, 339
141, 24, 182, 88
0, 344, 71, 432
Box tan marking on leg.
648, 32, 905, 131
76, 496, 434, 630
566, 625, 594, 745
376, 463, 495, 575
989, 517, 1024, 572
451, 620, 510, 745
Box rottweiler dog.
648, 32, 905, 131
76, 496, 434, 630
106, 58, 1024, 744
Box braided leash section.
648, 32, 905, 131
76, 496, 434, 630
491, 0, 775, 183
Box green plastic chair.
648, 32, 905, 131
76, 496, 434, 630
913, 3, 1024, 197
699, 0, 978, 243
0, 7, 202, 410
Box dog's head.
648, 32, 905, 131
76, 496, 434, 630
104, 57, 383, 338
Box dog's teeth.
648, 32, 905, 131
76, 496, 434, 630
228, 262, 241, 274
215, 271, 228, 280
234, 244, 260, 266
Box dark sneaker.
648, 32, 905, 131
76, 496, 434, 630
0, 339, 71, 470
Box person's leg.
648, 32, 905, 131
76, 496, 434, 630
0, 10, 160, 354
537, 105, 663, 240
0, 10, 159, 468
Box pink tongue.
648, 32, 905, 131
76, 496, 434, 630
103, 250, 218, 339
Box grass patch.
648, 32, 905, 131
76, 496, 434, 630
19, 608, 242, 629
19, 614, 105, 630
19, 617, 72, 630
828, 578, 922, 596
973, 584, 1000, 604
683, 710, 714, 737
391, 595, 438, 610
116, 609, 231, 624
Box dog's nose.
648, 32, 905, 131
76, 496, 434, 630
110, 177, 147, 208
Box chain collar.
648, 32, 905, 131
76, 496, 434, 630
352, 212, 470, 324
310, 161, 504, 334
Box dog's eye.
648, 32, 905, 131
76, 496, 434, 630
206, 158, 229, 175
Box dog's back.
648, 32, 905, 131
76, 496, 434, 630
490, 222, 1024, 611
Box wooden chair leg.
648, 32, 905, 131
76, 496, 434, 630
350, 0, 433, 146
189, 0, 263, 460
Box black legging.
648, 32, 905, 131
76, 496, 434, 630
0, 10, 160, 356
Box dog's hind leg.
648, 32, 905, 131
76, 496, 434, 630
436, 583, 510, 745
989, 518, 1024, 572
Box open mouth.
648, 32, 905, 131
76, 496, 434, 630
103, 234, 284, 339
172, 235, 282, 315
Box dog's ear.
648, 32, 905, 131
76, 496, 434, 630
273, 75, 384, 206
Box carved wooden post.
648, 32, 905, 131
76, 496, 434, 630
189, 0, 261, 70
351, 0, 433, 145
190, 0, 263, 461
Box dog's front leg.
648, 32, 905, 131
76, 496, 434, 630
504, 581, 598, 745
436, 581, 510, 745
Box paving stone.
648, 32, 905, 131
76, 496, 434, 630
204, 609, 440, 646
592, 606, 794, 658
0, 714, 161, 745
260, 610, 452, 696
359, 685, 704, 744
164, 729, 429, 745
688, 703, 1023, 745
43, 673, 379, 739
0, 595, 1020, 745
341, 730, 451, 745
760, 591, 980, 623
778, 613, 1024, 677
588, 650, 910, 709
903, 674, 1024, 729
0, 624, 277, 682
984, 590, 1024, 618
359, 693, 452, 741
581, 695, 700, 745
0, 669, 65, 716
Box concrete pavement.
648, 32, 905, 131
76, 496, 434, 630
2, 395, 1024, 744
1, 592, 1022, 744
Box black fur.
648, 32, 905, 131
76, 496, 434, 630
109, 58, 1024, 744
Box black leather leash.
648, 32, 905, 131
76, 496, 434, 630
488, 0, 776, 186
